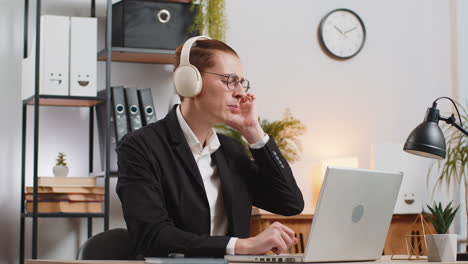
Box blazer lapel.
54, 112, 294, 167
212, 148, 236, 236
165, 105, 207, 195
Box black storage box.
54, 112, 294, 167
112, 0, 198, 50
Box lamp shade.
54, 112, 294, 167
403, 121, 446, 159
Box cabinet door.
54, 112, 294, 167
384, 214, 435, 256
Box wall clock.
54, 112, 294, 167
318, 9, 366, 59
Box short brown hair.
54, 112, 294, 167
174, 39, 238, 72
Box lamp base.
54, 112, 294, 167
457, 253, 468, 261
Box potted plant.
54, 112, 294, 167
424, 201, 460, 262
428, 102, 467, 250
189, 0, 227, 41
215, 109, 306, 163
53, 152, 69, 177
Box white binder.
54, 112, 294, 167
69, 17, 97, 96
40, 15, 69, 96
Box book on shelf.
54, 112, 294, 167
26, 201, 103, 213
25, 186, 104, 194
37, 176, 97, 187
24, 193, 103, 202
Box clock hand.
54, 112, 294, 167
344, 26, 357, 35
334, 25, 345, 36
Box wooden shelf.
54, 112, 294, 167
22, 212, 105, 218
98, 47, 176, 64
23, 95, 105, 107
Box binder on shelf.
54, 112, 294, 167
40, 15, 70, 96
124, 88, 143, 131
112, 86, 129, 141
97, 87, 128, 173
138, 88, 157, 126
69, 17, 97, 96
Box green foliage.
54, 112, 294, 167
189, 0, 227, 41
424, 201, 459, 234
215, 109, 306, 163
56, 152, 67, 166
429, 102, 467, 192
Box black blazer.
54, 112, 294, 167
116, 106, 304, 258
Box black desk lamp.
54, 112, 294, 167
403, 97, 467, 159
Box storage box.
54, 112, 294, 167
70, 17, 97, 96
112, 0, 198, 50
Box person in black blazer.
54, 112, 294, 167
116, 38, 304, 259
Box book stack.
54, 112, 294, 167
25, 177, 104, 213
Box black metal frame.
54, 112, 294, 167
19, 0, 111, 263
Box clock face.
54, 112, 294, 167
319, 9, 366, 59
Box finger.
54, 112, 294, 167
273, 237, 288, 254
279, 229, 293, 249
279, 224, 296, 240
240, 95, 252, 104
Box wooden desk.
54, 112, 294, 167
250, 214, 435, 255
25, 261, 142, 264
23, 256, 466, 264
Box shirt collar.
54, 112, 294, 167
176, 105, 220, 156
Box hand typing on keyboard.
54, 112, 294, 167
234, 222, 297, 255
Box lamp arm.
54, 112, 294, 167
433, 96, 464, 127
439, 115, 468, 136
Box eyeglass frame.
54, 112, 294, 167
200, 71, 251, 93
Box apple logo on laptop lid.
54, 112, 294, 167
352, 205, 365, 223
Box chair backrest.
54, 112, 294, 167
77, 228, 130, 260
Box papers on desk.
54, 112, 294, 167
145, 258, 227, 264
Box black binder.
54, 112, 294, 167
111, 86, 129, 141
137, 88, 157, 126
124, 88, 143, 131
97, 86, 128, 173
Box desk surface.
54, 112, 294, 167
24, 256, 466, 264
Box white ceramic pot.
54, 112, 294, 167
426, 234, 457, 262
53, 165, 69, 177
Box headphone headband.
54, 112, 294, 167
179, 36, 212, 66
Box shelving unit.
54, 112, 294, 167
19, 1, 110, 264
20, 0, 179, 263
97, 47, 176, 64
23, 95, 105, 107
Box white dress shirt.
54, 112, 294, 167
176, 106, 269, 255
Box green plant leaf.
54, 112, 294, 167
426, 201, 459, 234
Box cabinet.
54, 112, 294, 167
249, 214, 436, 256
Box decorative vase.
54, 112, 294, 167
53, 165, 69, 177
426, 234, 457, 262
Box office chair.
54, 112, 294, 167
77, 228, 130, 260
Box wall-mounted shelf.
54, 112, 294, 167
98, 47, 176, 64
22, 213, 105, 218
23, 95, 105, 107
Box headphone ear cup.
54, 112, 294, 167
173, 65, 203, 97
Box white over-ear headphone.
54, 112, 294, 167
173, 36, 212, 97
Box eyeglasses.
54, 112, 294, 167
200, 71, 251, 93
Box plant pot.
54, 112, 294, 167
53, 165, 69, 177
426, 234, 457, 262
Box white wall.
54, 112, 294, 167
0, 0, 466, 263
226, 0, 465, 214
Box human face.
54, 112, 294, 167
194, 51, 247, 124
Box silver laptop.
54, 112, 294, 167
226, 166, 403, 263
